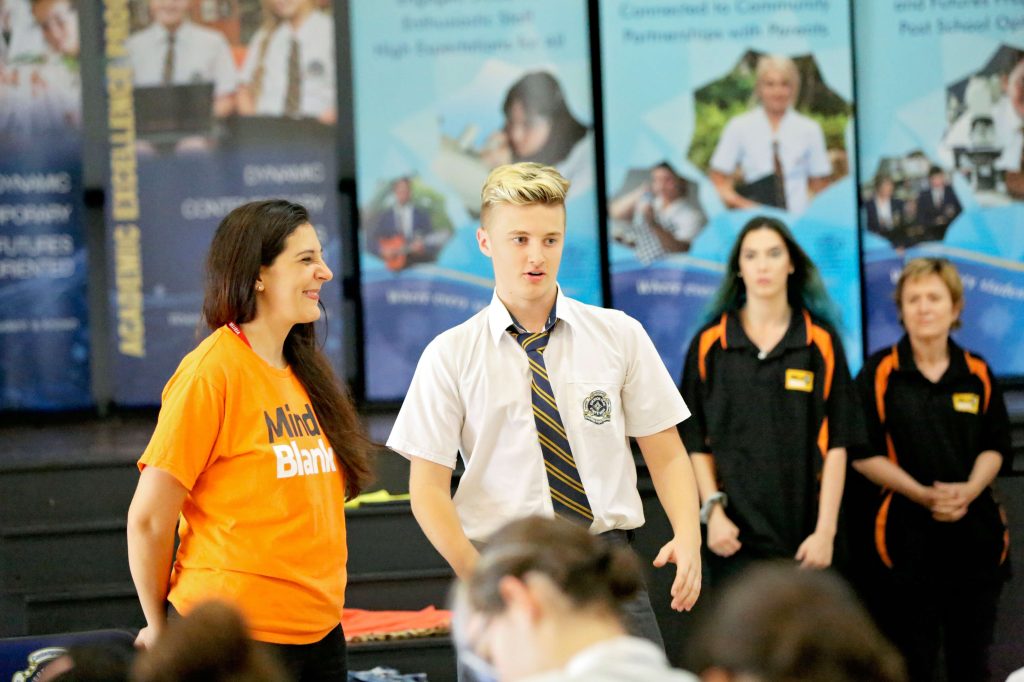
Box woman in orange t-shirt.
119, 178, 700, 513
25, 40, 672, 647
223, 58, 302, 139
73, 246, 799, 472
127, 200, 372, 682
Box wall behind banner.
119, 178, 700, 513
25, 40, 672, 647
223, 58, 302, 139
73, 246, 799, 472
350, 0, 602, 401
601, 0, 862, 382
855, 2, 1024, 372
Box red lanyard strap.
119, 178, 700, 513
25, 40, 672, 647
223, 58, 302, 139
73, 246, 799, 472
226, 322, 252, 348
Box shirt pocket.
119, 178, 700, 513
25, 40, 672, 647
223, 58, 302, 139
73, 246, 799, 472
783, 139, 812, 179
561, 381, 628, 461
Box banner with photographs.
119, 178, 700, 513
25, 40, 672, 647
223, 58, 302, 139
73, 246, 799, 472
601, 1, 861, 381
102, 0, 344, 405
351, 0, 601, 401
856, 4, 1024, 375
0, 0, 89, 409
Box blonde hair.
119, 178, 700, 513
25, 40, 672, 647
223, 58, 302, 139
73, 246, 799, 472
480, 162, 569, 225
894, 258, 964, 329
756, 54, 801, 103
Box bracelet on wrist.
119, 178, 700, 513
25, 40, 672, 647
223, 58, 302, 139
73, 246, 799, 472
700, 491, 728, 525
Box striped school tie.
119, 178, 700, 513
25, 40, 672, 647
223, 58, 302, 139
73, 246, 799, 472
284, 38, 301, 117
510, 324, 593, 524
161, 31, 176, 85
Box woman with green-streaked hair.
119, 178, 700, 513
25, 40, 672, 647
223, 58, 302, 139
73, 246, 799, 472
679, 215, 864, 587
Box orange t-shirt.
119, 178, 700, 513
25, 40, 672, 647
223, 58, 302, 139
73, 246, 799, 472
139, 326, 347, 644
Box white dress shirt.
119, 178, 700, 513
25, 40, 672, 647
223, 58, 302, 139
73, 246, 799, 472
388, 289, 690, 541
993, 95, 1023, 172
394, 203, 414, 238
874, 197, 894, 229
710, 106, 832, 215
240, 10, 335, 118
4, 0, 46, 61
126, 21, 237, 96
634, 193, 706, 243
521, 637, 699, 682
0, 55, 80, 134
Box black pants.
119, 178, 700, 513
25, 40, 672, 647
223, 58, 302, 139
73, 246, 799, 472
874, 574, 1002, 682
257, 624, 348, 682
168, 604, 347, 682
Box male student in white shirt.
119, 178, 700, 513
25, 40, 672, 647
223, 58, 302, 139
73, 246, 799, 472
126, 0, 237, 118
388, 162, 702, 654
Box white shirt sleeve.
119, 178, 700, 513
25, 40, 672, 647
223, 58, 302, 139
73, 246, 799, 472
663, 199, 706, 242
387, 336, 465, 468
239, 27, 266, 85
211, 32, 238, 96
709, 116, 742, 174
619, 316, 690, 437
807, 119, 832, 178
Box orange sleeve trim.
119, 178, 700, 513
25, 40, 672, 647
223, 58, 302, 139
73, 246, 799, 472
817, 417, 829, 459
963, 351, 992, 413
884, 433, 898, 465
804, 311, 835, 401
999, 503, 1011, 566
874, 348, 899, 425
697, 314, 728, 382
875, 490, 895, 568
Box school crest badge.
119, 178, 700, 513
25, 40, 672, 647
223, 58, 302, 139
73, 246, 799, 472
583, 390, 611, 424
13, 646, 67, 682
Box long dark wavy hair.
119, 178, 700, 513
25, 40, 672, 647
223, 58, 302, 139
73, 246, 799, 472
705, 215, 840, 328
202, 200, 372, 499
503, 71, 588, 166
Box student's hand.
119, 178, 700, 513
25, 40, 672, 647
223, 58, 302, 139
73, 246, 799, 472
134, 624, 162, 651
932, 481, 978, 508
932, 504, 969, 523
706, 507, 742, 557
908, 483, 939, 510
318, 108, 338, 125
653, 536, 701, 612
930, 482, 975, 522
641, 202, 655, 224
795, 530, 834, 569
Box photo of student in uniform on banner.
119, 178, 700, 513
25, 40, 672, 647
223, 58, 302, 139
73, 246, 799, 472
363, 176, 453, 272
0, 0, 90, 408
601, 0, 862, 383
856, 1, 1024, 375
102, 0, 344, 405
351, 0, 601, 401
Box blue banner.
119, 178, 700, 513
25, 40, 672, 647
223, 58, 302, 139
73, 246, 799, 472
601, 0, 862, 381
102, 0, 345, 405
0, 1, 90, 409
856, 3, 1024, 375
351, 0, 601, 400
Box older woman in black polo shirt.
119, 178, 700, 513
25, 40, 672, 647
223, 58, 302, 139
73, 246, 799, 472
853, 258, 1011, 682
680, 216, 862, 587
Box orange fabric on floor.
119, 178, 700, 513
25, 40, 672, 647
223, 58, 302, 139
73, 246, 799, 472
342, 607, 451, 642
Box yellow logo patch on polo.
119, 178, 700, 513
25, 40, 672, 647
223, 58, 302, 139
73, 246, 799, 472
785, 369, 814, 392
952, 393, 980, 414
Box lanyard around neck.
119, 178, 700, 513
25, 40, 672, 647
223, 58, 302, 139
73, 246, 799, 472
226, 322, 252, 348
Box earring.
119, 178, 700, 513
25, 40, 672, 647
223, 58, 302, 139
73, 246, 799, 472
255, 282, 264, 292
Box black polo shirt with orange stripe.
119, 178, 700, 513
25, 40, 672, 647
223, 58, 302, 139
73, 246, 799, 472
855, 336, 1011, 581
680, 308, 863, 557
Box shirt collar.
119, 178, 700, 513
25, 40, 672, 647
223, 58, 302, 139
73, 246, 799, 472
158, 21, 190, 41
724, 307, 811, 356
487, 286, 569, 345
895, 334, 969, 382
755, 105, 794, 130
